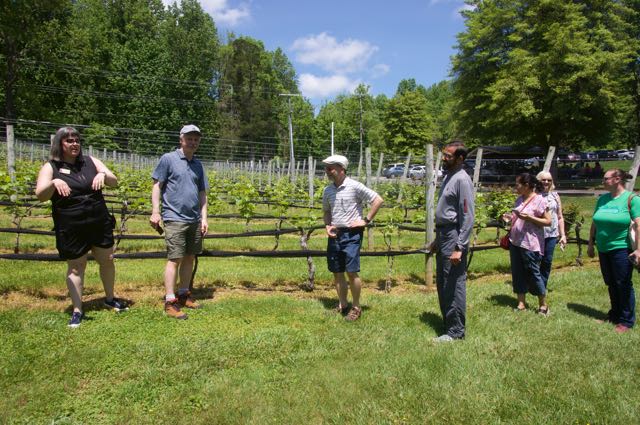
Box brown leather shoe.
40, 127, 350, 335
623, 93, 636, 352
165, 299, 187, 320
177, 291, 201, 309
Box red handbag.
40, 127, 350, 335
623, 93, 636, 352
499, 233, 510, 250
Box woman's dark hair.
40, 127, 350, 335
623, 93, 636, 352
445, 140, 468, 160
516, 173, 543, 192
50, 127, 82, 161
607, 168, 633, 183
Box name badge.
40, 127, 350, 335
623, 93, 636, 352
60, 168, 71, 175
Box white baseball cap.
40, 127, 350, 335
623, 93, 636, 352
322, 154, 349, 169
180, 124, 202, 135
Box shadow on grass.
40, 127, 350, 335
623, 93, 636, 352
469, 264, 512, 279
567, 303, 608, 321
192, 285, 217, 301
64, 296, 135, 314
316, 296, 370, 313
375, 278, 397, 291
419, 311, 444, 335
407, 273, 425, 285
488, 294, 518, 309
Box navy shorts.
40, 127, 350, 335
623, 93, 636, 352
327, 229, 363, 273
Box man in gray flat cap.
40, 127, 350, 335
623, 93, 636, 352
322, 154, 384, 321
150, 124, 209, 320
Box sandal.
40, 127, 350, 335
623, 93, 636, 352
537, 306, 550, 316
345, 306, 362, 321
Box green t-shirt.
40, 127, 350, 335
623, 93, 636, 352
593, 191, 640, 252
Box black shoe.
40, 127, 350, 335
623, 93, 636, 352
104, 298, 129, 312
68, 311, 84, 328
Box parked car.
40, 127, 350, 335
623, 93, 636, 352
524, 156, 543, 167
408, 165, 443, 180
462, 160, 501, 181
580, 152, 597, 160
408, 165, 425, 179
594, 149, 618, 160
557, 152, 580, 161
616, 149, 635, 160
384, 164, 406, 178
382, 163, 405, 178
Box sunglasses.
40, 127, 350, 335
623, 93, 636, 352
63, 138, 80, 145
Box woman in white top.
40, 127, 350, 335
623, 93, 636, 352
536, 171, 567, 289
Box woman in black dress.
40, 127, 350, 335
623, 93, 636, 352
36, 127, 126, 327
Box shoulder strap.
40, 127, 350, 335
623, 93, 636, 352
512, 195, 537, 225
628, 192, 637, 217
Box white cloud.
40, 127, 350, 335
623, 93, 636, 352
299, 74, 359, 99
370, 63, 390, 78
429, 0, 462, 5
162, 0, 250, 26
291, 33, 378, 74
455, 3, 476, 19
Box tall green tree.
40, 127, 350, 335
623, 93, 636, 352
619, 0, 640, 147
312, 84, 382, 162
0, 0, 70, 121
382, 88, 432, 155
452, 0, 635, 150
423, 80, 456, 145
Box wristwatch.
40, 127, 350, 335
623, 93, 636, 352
364, 217, 371, 224
454, 244, 462, 251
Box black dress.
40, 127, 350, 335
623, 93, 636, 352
49, 155, 114, 259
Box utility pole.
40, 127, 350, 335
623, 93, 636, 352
279, 93, 301, 177
331, 122, 334, 155
357, 94, 364, 177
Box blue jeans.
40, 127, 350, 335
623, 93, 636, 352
540, 237, 558, 288
509, 245, 546, 296
598, 248, 636, 328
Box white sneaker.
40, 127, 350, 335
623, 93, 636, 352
433, 334, 454, 343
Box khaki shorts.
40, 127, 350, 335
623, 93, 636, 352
164, 221, 203, 259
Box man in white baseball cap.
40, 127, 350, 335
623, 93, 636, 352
322, 154, 383, 321
180, 124, 201, 135
150, 124, 209, 319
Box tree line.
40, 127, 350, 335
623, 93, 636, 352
1, 0, 638, 162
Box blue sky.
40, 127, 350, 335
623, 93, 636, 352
163, 0, 470, 106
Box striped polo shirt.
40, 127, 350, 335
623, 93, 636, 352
322, 177, 379, 228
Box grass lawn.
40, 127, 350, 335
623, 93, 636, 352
1, 194, 639, 423
1, 252, 640, 423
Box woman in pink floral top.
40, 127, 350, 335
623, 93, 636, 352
502, 174, 552, 315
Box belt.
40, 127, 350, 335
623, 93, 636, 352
435, 223, 458, 228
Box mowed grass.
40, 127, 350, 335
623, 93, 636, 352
1, 193, 639, 423
1, 262, 639, 424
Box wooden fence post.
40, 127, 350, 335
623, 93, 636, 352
308, 155, 314, 207
374, 152, 384, 189
6, 124, 16, 201
626, 146, 640, 192
396, 153, 412, 203
543, 146, 556, 173
472, 148, 483, 194
425, 144, 436, 287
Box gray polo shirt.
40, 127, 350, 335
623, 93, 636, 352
435, 167, 475, 248
322, 177, 379, 228
152, 148, 209, 223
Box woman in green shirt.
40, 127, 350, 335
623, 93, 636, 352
587, 169, 640, 333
